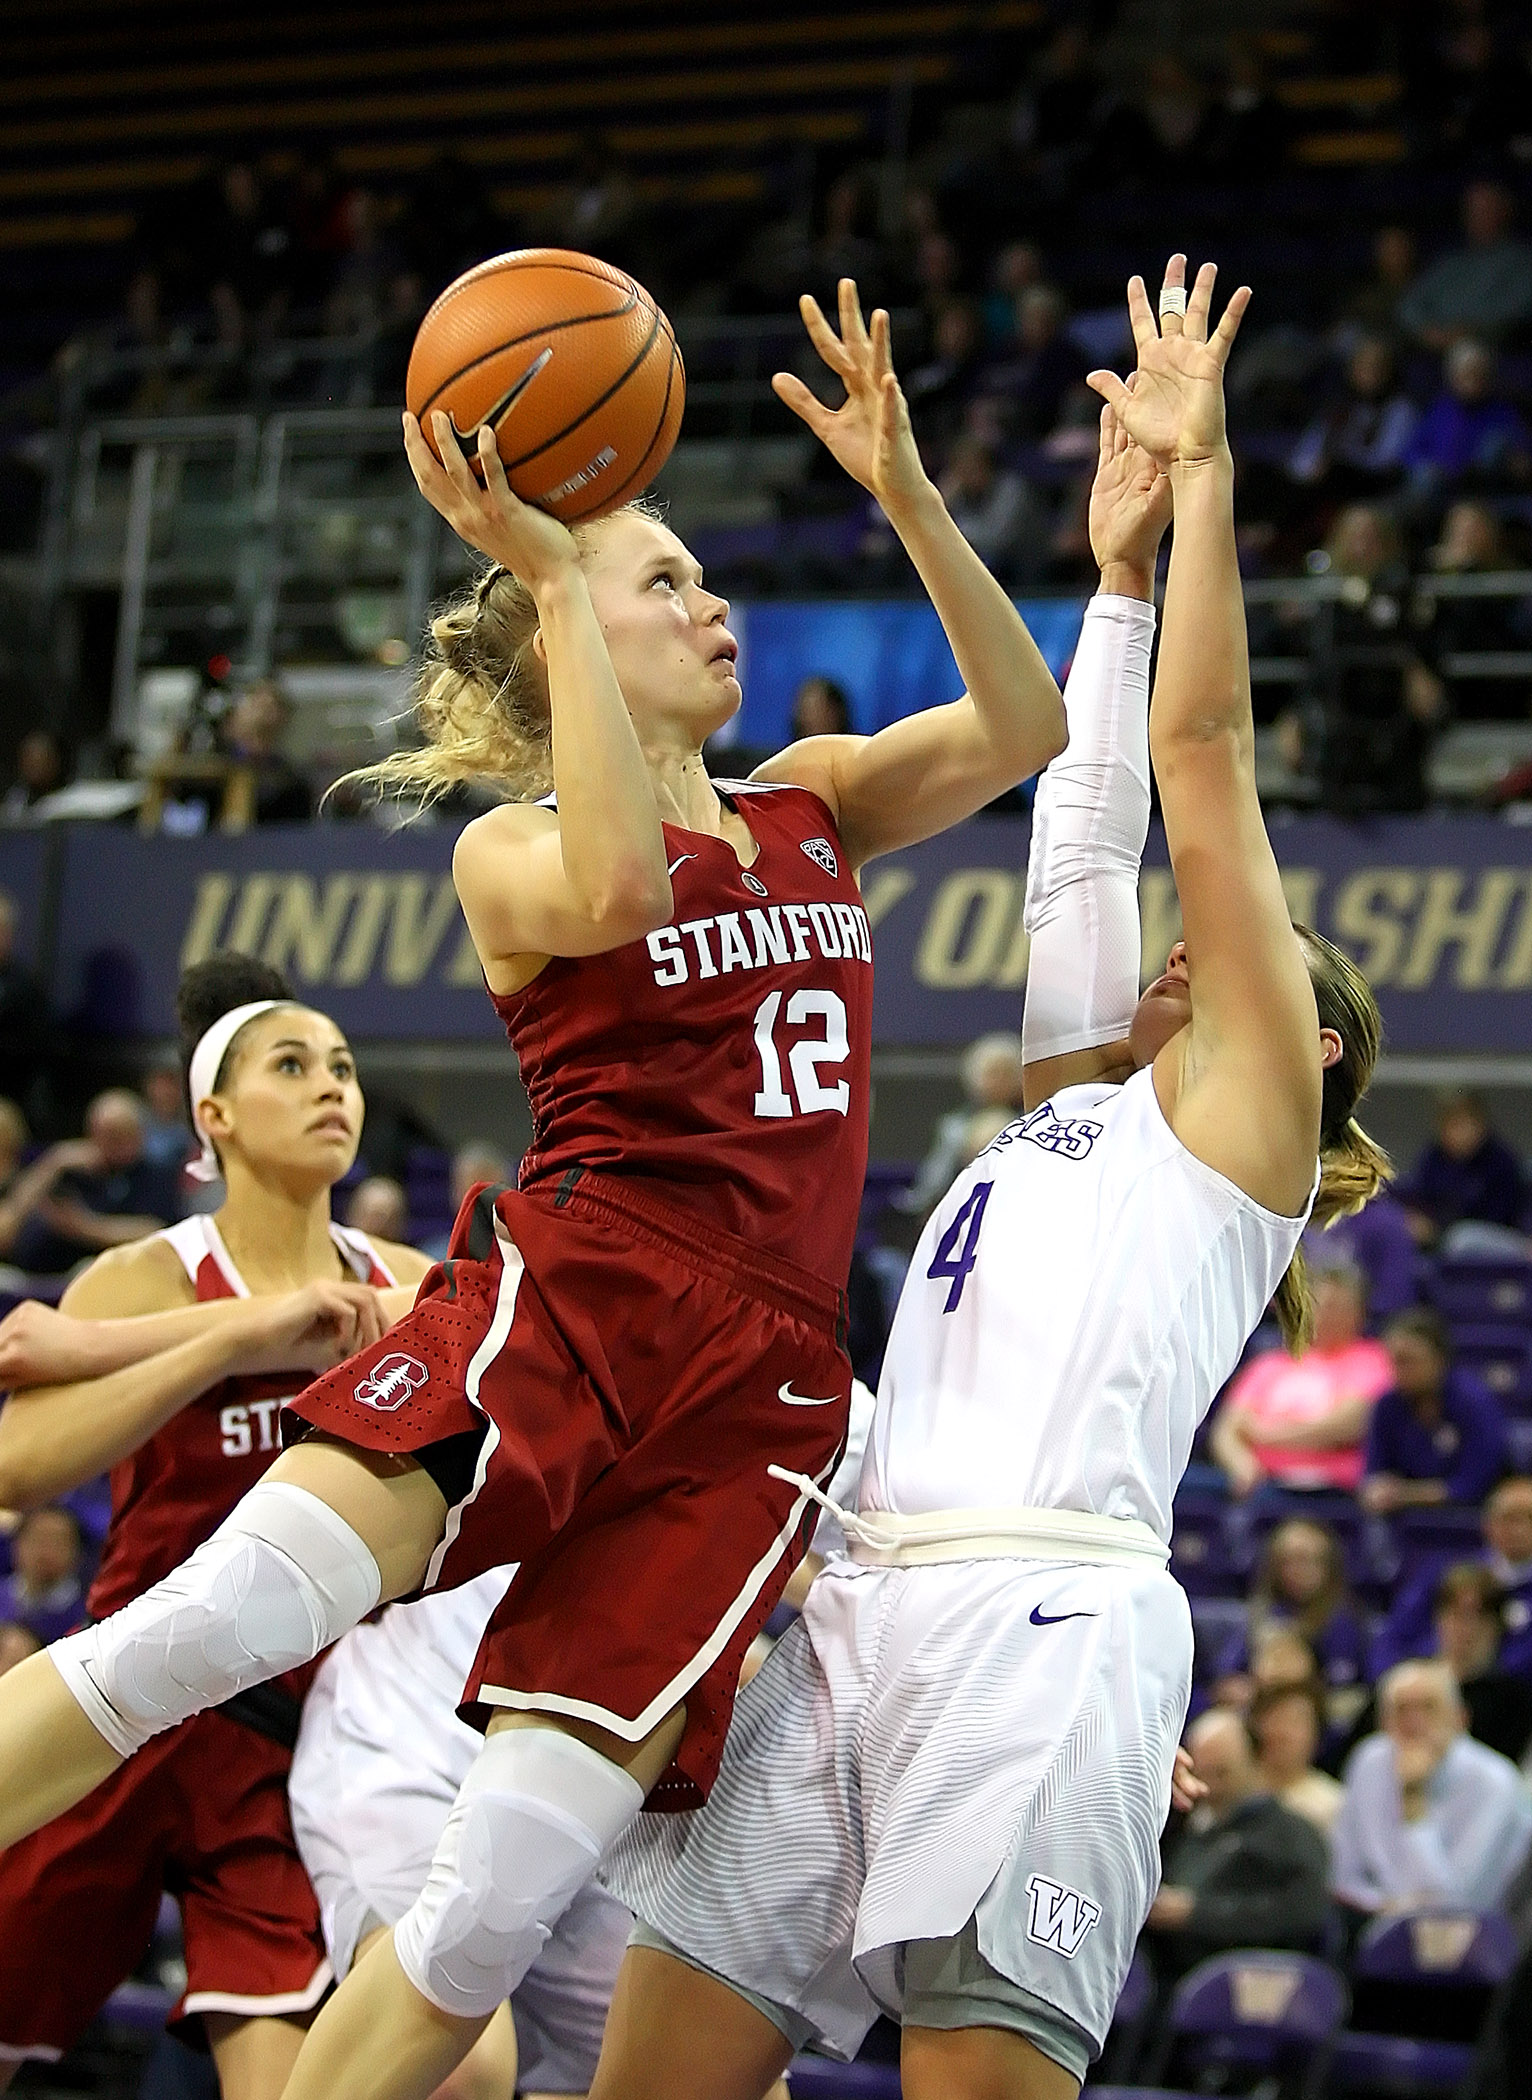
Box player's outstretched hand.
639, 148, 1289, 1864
1088, 392, 1172, 580
404, 411, 581, 593
1170, 1743, 1207, 1815
774, 279, 929, 518
1086, 255, 1250, 472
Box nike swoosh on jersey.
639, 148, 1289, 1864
1029, 1605, 1098, 1626
667, 853, 698, 876
778, 1381, 841, 1406
447, 347, 555, 440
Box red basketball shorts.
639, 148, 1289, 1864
0, 1707, 328, 2061
288, 1171, 852, 1806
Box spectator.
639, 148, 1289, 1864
937, 436, 1042, 582
1217, 1520, 1372, 1725
0, 1623, 40, 1678
0, 1506, 85, 1646
1288, 335, 1419, 499
1333, 225, 1419, 346
1288, 505, 1445, 816
1250, 1680, 1345, 1836
220, 680, 313, 824
0, 890, 50, 1118
790, 676, 853, 741
1332, 1660, 1532, 1914
899, 1032, 1026, 1218
0, 1106, 113, 1268
1397, 1088, 1528, 1251
1374, 1476, 1532, 1684
1361, 1308, 1508, 1513
138, 1053, 190, 1172
1305, 1189, 1421, 1322
1147, 1709, 1330, 1981
345, 1174, 408, 1242
0, 730, 65, 823
903, 298, 986, 445
1404, 339, 1532, 500
978, 283, 1080, 439
1432, 1563, 1532, 1763
1417, 501, 1532, 722
1209, 1266, 1394, 1496
10, 1089, 183, 1275
419, 1140, 513, 1261
1397, 180, 1532, 348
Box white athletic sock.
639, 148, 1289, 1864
51, 1481, 381, 1758
1021, 593, 1155, 1064
393, 1726, 645, 2020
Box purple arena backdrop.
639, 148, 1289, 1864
49, 815, 1532, 1052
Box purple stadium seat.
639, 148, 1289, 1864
786, 2061, 899, 2097
1387, 1505, 1487, 1575
1449, 1327, 1532, 1414
1141, 1951, 1348, 2097
1170, 1488, 1244, 1597
1431, 1256, 1532, 1330
1329, 1908, 1517, 2095
1190, 1595, 1249, 1681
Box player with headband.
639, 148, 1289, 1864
0, 280, 1068, 2100
588, 257, 1390, 2100
0, 953, 430, 2097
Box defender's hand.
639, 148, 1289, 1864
1087, 255, 1250, 471
1089, 395, 1172, 585
773, 280, 929, 517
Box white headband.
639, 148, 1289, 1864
185, 1000, 283, 1183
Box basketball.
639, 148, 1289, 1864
405, 248, 685, 525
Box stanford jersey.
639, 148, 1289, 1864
496, 782, 872, 1288
89, 1214, 397, 1619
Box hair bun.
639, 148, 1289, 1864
177, 953, 294, 1062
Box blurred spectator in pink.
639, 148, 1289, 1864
1210, 1266, 1394, 1495
1397, 1088, 1528, 1252
0, 1507, 85, 1646
1361, 1308, 1508, 1514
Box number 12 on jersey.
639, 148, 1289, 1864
927, 1180, 993, 1311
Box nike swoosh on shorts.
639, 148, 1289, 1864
1029, 1605, 1098, 1626
778, 1381, 840, 1406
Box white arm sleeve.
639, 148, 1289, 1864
1021, 593, 1155, 1064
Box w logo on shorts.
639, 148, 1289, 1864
354, 1353, 430, 1411
800, 836, 838, 878
1024, 1874, 1101, 1958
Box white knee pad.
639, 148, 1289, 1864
393, 1726, 645, 2021
51, 1481, 381, 1758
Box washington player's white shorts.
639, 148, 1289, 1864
606, 1553, 1192, 2073
289, 1642, 632, 2094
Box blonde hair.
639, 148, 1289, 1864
1271, 925, 1391, 1354
342, 496, 664, 809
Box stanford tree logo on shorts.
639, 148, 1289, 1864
354, 1353, 430, 1411
800, 836, 838, 878
1024, 1874, 1101, 1958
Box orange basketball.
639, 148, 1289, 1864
406, 248, 684, 525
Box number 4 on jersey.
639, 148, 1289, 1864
927, 1181, 993, 1312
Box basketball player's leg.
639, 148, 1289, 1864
901, 2025, 1080, 2100
0, 1439, 446, 1850
587, 1945, 795, 2100
352, 1927, 520, 2100
277, 1705, 686, 2100
204, 2012, 310, 2100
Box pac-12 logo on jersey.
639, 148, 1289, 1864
800, 836, 838, 878
1024, 1874, 1101, 1958
354, 1353, 429, 1411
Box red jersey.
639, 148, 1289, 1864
88, 1215, 396, 1619
493, 782, 873, 1287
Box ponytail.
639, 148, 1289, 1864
1271, 928, 1391, 1353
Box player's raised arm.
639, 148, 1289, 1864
1085, 260, 1326, 1217
1021, 398, 1170, 1110
754, 279, 1066, 866
402, 413, 673, 977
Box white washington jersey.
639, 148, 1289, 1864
863, 1065, 1314, 1543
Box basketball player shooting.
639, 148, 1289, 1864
0, 277, 1067, 2100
